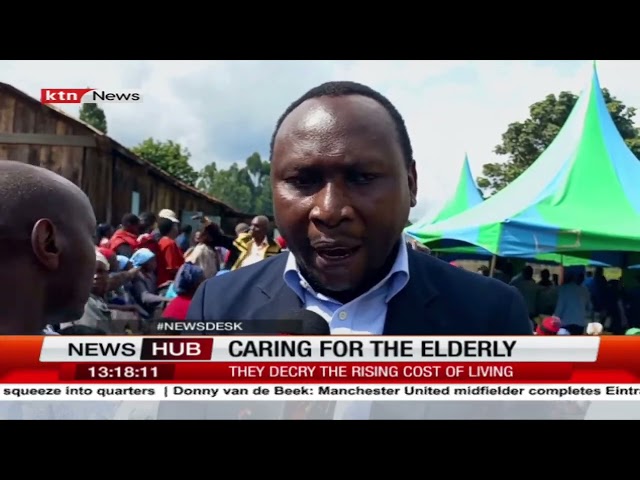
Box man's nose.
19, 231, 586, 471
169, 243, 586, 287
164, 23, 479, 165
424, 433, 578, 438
309, 182, 354, 227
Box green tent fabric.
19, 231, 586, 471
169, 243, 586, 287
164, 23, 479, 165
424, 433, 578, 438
406, 154, 482, 233
411, 63, 640, 267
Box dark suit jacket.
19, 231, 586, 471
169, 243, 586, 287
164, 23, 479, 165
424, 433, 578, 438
177, 249, 539, 419
187, 248, 532, 335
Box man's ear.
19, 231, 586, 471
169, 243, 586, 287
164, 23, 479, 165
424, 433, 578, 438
408, 160, 418, 207
31, 219, 61, 270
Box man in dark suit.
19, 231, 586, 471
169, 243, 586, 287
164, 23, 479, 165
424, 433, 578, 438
187, 81, 531, 336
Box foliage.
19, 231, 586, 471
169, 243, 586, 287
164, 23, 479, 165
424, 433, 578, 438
131, 138, 199, 186
198, 152, 273, 215
79, 103, 107, 133
477, 89, 640, 195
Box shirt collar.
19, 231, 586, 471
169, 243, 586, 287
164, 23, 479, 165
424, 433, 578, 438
283, 240, 410, 305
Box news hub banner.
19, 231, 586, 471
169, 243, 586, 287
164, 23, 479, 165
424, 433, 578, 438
1, 335, 640, 419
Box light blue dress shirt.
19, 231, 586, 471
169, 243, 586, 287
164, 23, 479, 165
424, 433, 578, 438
283, 240, 410, 335
283, 241, 410, 419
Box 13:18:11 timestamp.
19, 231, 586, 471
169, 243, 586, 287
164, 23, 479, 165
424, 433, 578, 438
75, 364, 175, 380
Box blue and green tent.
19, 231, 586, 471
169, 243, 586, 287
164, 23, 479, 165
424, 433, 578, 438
407, 154, 483, 233
409, 63, 640, 267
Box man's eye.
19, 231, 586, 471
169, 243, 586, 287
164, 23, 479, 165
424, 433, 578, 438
348, 172, 378, 184
286, 176, 317, 188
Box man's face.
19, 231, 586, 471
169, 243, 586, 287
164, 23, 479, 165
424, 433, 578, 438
50, 200, 97, 321
92, 260, 109, 295
271, 95, 417, 292
250, 218, 267, 241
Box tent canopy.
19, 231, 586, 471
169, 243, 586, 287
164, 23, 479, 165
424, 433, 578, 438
406, 154, 482, 236
413, 64, 640, 266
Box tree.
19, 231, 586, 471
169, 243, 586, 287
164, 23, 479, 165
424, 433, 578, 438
79, 103, 107, 133
197, 152, 273, 215
198, 162, 254, 213
131, 138, 199, 186
477, 89, 640, 195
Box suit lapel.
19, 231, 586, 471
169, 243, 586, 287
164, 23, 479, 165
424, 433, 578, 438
254, 254, 302, 320
256, 282, 303, 319
383, 249, 442, 335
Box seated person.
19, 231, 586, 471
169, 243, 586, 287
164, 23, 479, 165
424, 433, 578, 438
162, 263, 205, 321
128, 248, 171, 320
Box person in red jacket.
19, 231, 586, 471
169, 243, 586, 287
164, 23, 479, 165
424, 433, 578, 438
162, 263, 205, 320
156, 217, 184, 289
109, 214, 140, 257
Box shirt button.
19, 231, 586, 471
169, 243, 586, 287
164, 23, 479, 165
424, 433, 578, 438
338, 311, 348, 320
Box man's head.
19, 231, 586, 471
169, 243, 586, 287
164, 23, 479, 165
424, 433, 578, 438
93, 251, 110, 297
0, 161, 97, 333
235, 222, 250, 236
121, 213, 140, 235
250, 216, 269, 244
158, 218, 179, 239
138, 212, 157, 234
270, 81, 417, 297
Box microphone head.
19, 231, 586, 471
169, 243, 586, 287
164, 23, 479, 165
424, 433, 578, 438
277, 309, 330, 335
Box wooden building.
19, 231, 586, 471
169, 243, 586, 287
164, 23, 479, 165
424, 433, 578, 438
0, 82, 258, 233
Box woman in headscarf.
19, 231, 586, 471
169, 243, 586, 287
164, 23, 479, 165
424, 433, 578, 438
183, 224, 220, 279
98, 247, 140, 293
128, 248, 171, 319
162, 263, 205, 320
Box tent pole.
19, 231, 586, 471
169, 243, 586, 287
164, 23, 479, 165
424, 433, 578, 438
489, 255, 497, 278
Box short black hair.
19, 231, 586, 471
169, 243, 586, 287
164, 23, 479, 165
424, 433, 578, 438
122, 213, 139, 227
96, 223, 112, 239
158, 217, 175, 236
181, 224, 192, 234
269, 81, 414, 167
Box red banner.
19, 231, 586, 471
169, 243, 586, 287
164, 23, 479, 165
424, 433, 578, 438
1, 336, 640, 383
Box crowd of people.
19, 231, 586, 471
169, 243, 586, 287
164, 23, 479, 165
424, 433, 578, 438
475, 261, 640, 336
56, 210, 288, 334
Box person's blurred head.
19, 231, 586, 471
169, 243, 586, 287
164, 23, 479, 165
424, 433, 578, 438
117, 255, 132, 271
138, 212, 157, 234
536, 316, 561, 335
121, 213, 140, 235
93, 251, 110, 297
0, 161, 97, 333
235, 223, 250, 236
477, 265, 489, 277
130, 248, 156, 272
174, 263, 205, 297
96, 223, 113, 244
158, 218, 179, 239
586, 322, 604, 336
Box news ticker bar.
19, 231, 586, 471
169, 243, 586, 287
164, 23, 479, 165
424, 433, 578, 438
37, 336, 601, 362
2, 383, 639, 401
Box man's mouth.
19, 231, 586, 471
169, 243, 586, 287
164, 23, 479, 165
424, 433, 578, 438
314, 245, 361, 261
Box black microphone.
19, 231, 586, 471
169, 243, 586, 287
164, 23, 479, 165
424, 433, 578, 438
276, 309, 334, 419
275, 309, 331, 335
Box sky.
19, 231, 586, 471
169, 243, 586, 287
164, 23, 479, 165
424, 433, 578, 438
2, 60, 639, 220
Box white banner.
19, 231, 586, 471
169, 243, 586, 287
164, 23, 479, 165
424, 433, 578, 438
1, 384, 637, 401
39, 336, 601, 363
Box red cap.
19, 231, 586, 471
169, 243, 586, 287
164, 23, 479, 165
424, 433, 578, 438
536, 316, 561, 335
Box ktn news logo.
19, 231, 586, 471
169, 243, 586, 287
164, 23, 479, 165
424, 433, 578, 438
40, 88, 142, 104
